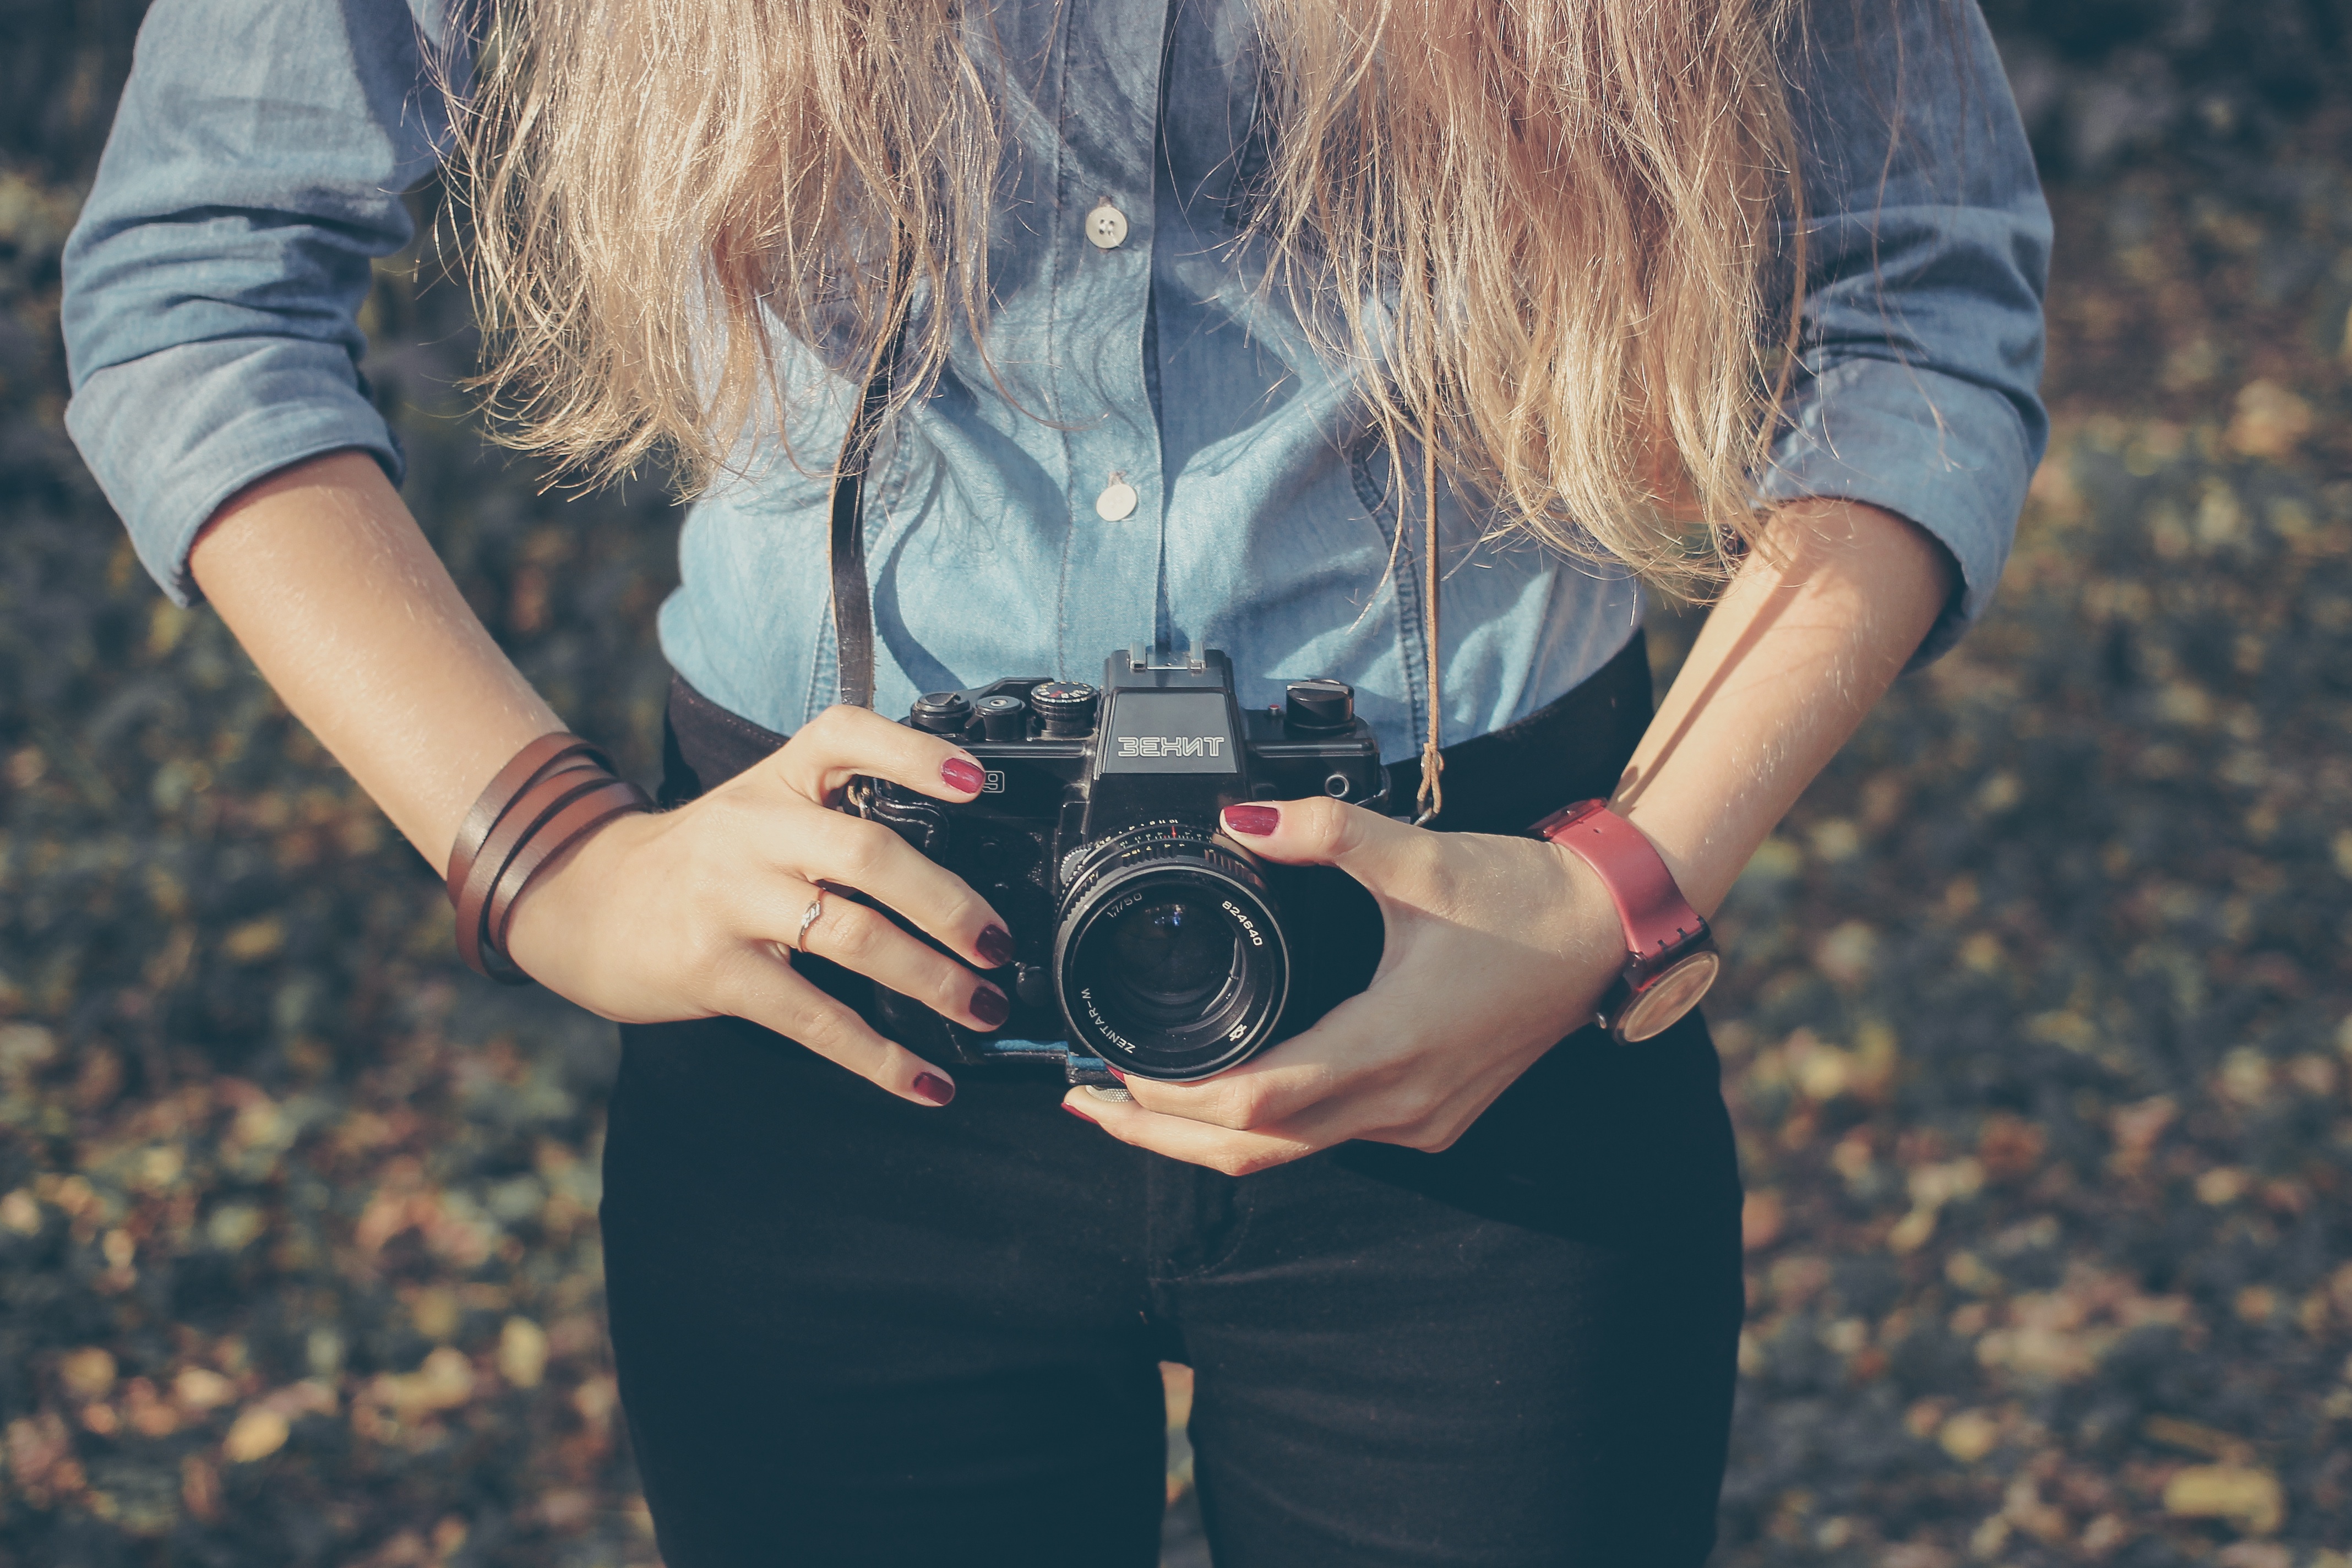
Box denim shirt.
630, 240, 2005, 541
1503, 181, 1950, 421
62, 0, 2048, 761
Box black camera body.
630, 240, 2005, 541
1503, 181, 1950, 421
852, 645, 1389, 1085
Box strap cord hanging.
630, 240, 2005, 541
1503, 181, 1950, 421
1412, 433, 1445, 827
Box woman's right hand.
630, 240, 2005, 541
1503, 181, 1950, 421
500, 705, 1013, 1106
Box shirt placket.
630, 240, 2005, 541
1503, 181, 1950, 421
1046, 0, 1170, 673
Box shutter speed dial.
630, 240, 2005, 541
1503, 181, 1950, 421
1030, 682, 1101, 737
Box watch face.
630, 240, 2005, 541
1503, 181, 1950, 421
1617, 950, 1721, 1043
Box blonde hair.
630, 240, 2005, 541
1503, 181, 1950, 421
450, 0, 1803, 595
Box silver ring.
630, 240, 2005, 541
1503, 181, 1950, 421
793, 891, 826, 952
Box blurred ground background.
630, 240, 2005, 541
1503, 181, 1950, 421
4, 1, 2352, 1564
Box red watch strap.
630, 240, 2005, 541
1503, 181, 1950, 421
1532, 799, 1707, 965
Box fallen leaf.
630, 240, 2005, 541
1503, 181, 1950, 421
1939, 1409, 2001, 1464
498, 1317, 548, 1390
222, 1406, 289, 1464
2164, 1464, 2283, 1534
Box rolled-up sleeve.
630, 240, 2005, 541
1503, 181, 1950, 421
1762, 0, 2051, 662
61, 0, 454, 606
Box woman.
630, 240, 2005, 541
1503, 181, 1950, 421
60, 0, 2046, 1559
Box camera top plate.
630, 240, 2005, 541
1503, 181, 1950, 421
1098, 649, 1243, 777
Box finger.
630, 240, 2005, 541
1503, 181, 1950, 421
1218, 796, 1420, 879
791, 812, 1014, 969
1115, 1017, 1368, 1130
1061, 1086, 1324, 1176
791, 886, 1010, 1032
777, 703, 991, 807
717, 948, 959, 1107
1119, 982, 1440, 1133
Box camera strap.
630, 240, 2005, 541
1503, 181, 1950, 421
827, 250, 916, 711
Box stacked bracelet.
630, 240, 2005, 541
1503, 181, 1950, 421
444, 732, 650, 984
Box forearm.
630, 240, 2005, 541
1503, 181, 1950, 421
187, 449, 560, 866
1613, 498, 1956, 916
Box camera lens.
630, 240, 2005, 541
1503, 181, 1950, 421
1054, 826, 1287, 1080
1101, 898, 1237, 1025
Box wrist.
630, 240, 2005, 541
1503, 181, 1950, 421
1547, 847, 1628, 962
1531, 800, 1719, 1043
1609, 800, 1730, 920
499, 808, 640, 982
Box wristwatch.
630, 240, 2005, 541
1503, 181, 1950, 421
1530, 799, 1719, 1044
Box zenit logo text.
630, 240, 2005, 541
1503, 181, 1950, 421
1116, 736, 1226, 758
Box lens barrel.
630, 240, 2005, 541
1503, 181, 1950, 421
1053, 824, 1288, 1080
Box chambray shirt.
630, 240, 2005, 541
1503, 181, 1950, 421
62, 0, 2048, 761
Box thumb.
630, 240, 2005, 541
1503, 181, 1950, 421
1218, 797, 1417, 876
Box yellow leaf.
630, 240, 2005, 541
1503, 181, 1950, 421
59, 1349, 116, 1400
498, 1318, 548, 1390
2225, 380, 2313, 459
1888, 1206, 1938, 1254
1938, 1409, 2000, 1464
173, 1369, 236, 1412
222, 917, 285, 963
222, 1407, 289, 1464
2164, 1465, 2283, 1535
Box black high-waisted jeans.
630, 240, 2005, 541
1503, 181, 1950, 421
600, 636, 1744, 1567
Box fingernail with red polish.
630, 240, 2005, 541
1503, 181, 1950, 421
912, 1072, 956, 1106
976, 923, 1015, 967
1061, 1102, 1098, 1125
1223, 804, 1280, 837
942, 756, 987, 794
970, 985, 1009, 1028
1104, 1065, 1128, 1082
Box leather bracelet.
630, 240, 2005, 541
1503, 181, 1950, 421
482, 777, 650, 973
453, 765, 608, 962
444, 734, 611, 904
447, 732, 646, 984
456, 768, 617, 979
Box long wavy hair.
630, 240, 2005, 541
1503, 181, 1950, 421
449, 0, 1805, 594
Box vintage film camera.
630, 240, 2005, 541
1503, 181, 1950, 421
851, 644, 1389, 1085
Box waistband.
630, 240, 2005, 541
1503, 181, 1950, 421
660, 631, 1654, 835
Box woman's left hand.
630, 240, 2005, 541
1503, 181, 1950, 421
1061, 797, 1627, 1174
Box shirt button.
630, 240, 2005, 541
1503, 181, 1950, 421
1086, 199, 1129, 250
1095, 476, 1139, 521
